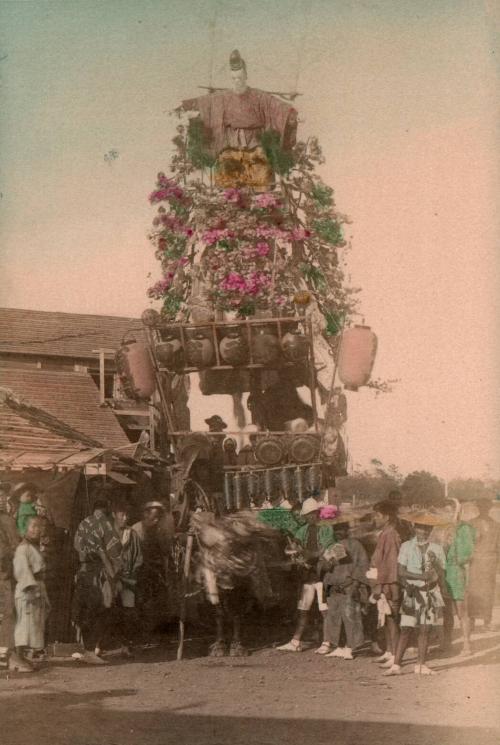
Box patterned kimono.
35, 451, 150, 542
398, 538, 446, 628
13, 540, 50, 649
72, 510, 122, 637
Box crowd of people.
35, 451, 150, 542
272, 492, 499, 676
0, 477, 499, 677
0, 481, 175, 671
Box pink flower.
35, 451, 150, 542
147, 277, 173, 298
201, 228, 233, 246
291, 227, 312, 241
224, 188, 242, 204
149, 182, 185, 204
253, 192, 282, 209
255, 242, 270, 257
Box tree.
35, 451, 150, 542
448, 478, 500, 503
401, 470, 445, 507
336, 459, 402, 504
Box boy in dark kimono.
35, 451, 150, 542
322, 520, 369, 659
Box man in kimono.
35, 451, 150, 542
132, 501, 174, 636
110, 499, 143, 657
384, 519, 446, 676
322, 519, 369, 659
179, 50, 297, 189
277, 498, 336, 652
468, 498, 500, 632
0, 484, 31, 671
370, 499, 403, 669
72, 496, 122, 663
13, 516, 50, 665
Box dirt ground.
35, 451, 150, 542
1, 614, 499, 745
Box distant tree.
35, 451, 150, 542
402, 470, 445, 507
336, 459, 402, 504
448, 478, 500, 503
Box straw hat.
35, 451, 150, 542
402, 511, 451, 528
300, 497, 321, 516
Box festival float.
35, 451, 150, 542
116, 50, 379, 656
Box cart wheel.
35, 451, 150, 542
174, 479, 218, 531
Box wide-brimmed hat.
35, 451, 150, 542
205, 415, 227, 429
300, 497, 321, 516
402, 511, 451, 528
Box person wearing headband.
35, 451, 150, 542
384, 517, 446, 676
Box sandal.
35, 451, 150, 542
315, 643, 332, 655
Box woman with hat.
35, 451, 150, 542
384, 515, 446, 676
277, 498, 336, 652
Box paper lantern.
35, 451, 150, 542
115, 338, 156, 400
338, 325, 377, 391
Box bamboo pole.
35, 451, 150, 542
177, 529, 195, 660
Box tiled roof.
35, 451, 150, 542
0, 403, 84, 456
0, 307, 144, 359
0, 368, 130, 449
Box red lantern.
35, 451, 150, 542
115, 337, 156, 400
338, 325, 377, 391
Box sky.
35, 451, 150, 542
0, 0, 499, 480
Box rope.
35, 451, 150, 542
292, 0, 314, 96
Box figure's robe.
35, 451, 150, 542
183, 87, 296, 157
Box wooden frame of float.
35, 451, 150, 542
144, 316, 321, 447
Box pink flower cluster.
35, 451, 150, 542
149, 184, 185, 204
223, 188, 243, 204
149, 173, 185, 204
147, 277, 173, 299
241, 242, 271, 260
153, 214, 193, 236
201, 228, 235, 246
253, 192, 282, 210
220, 270, 272, 297
290, 226, 312, 241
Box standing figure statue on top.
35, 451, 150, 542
178, 50, 298, 190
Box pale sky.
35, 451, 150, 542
1, 0, 498, 480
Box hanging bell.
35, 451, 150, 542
233, 472, 244, 510
280, 467, 291, 500
294, 466, 305, 503
307, 464, 321, 493
264, 469, 274, 498
246, 471, 258, 502
224, 472, 233, 512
